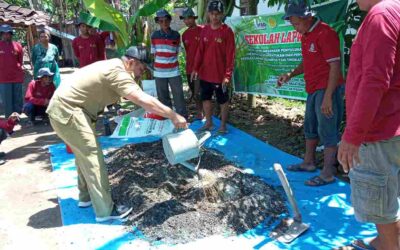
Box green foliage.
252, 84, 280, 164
129, 0, 171, 26
3, 0, 29, 8
178, 49, 188, 84
268, 96, 305, 108
341, 2, 366, 74
83, 0, 130, 48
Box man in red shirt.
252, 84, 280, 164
338, 0, 400, 249
88, 27, 108, 60
23, 68, 55, 124
0, 112, 19, 165
181, 8, 203, 120
0, 24, 23, 117
72, 20, 105, 68
278, 1, 345, 187
192, 1, 235, 134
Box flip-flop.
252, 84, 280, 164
197, 125, 214, 132
305, 175, 335, 186
215, 129, 228, 135
351, 239, 376, 250
287, 163, 317, 172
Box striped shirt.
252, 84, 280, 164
151, 29, 181, 78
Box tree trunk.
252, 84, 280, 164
30, 0, 43, 11
240, 0, 258, 108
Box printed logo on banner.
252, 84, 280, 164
268, 18, 277, 28
253, 19, 267, 30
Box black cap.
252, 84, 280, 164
208, 0, 224, 13
125, 46, 147, 62
282, 0, 315, 20
180, 8, 197, 20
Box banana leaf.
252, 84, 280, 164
128, 0, 170, 28
83, 0, 130, 47
79, 12, 119, 32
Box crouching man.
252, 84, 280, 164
23, 68, 55, 124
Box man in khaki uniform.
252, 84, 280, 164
47, 46, 187, 222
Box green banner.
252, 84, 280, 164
226, 0, 348, 101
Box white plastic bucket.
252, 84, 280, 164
162, 129, 211, 166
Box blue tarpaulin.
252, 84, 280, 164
49, 118, 376, 249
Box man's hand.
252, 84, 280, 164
321, 95, 333, 118
222, 78, 230, 85
190, 71, 198, 82
171, 113, 188, 130
277, 73, 291, 87
9, 112, 20, 122
338, 140, 361, 173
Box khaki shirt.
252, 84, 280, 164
47, 58, 140, 124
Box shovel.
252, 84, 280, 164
270, 163, 310, 243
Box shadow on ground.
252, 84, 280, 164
27, 198, 62, 229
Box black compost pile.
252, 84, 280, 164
105, 141, 287, 245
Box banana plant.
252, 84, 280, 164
82, 0, 171, 53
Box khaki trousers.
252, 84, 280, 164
50, 110, 114, 217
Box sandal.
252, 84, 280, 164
351, 239, 376, 250
197, 125, 214, 132
287, 163, 317, 172
305, 176, 335, 186
215, 129, 228, 135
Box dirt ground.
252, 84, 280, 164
0, 122, 63, 250
0, 68, 73, 250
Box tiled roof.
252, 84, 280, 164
0, 0, 50, 26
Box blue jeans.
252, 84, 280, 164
23, 102, 47, 122
304, 85, 344, 147
0, 129, 7, 144
0, 83, 23, 117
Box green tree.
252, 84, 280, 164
3, 0, 29, 8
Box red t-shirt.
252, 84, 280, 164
301, 20, 344, 94
0, 117, 16, 133
193, 24, 235, 84
72, 35, 104, 68
343, 0, 400, 146
96, 32, 109, 60
182, 25, 203, 75
0, 41, 24, 83
24, 80, 55, 106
